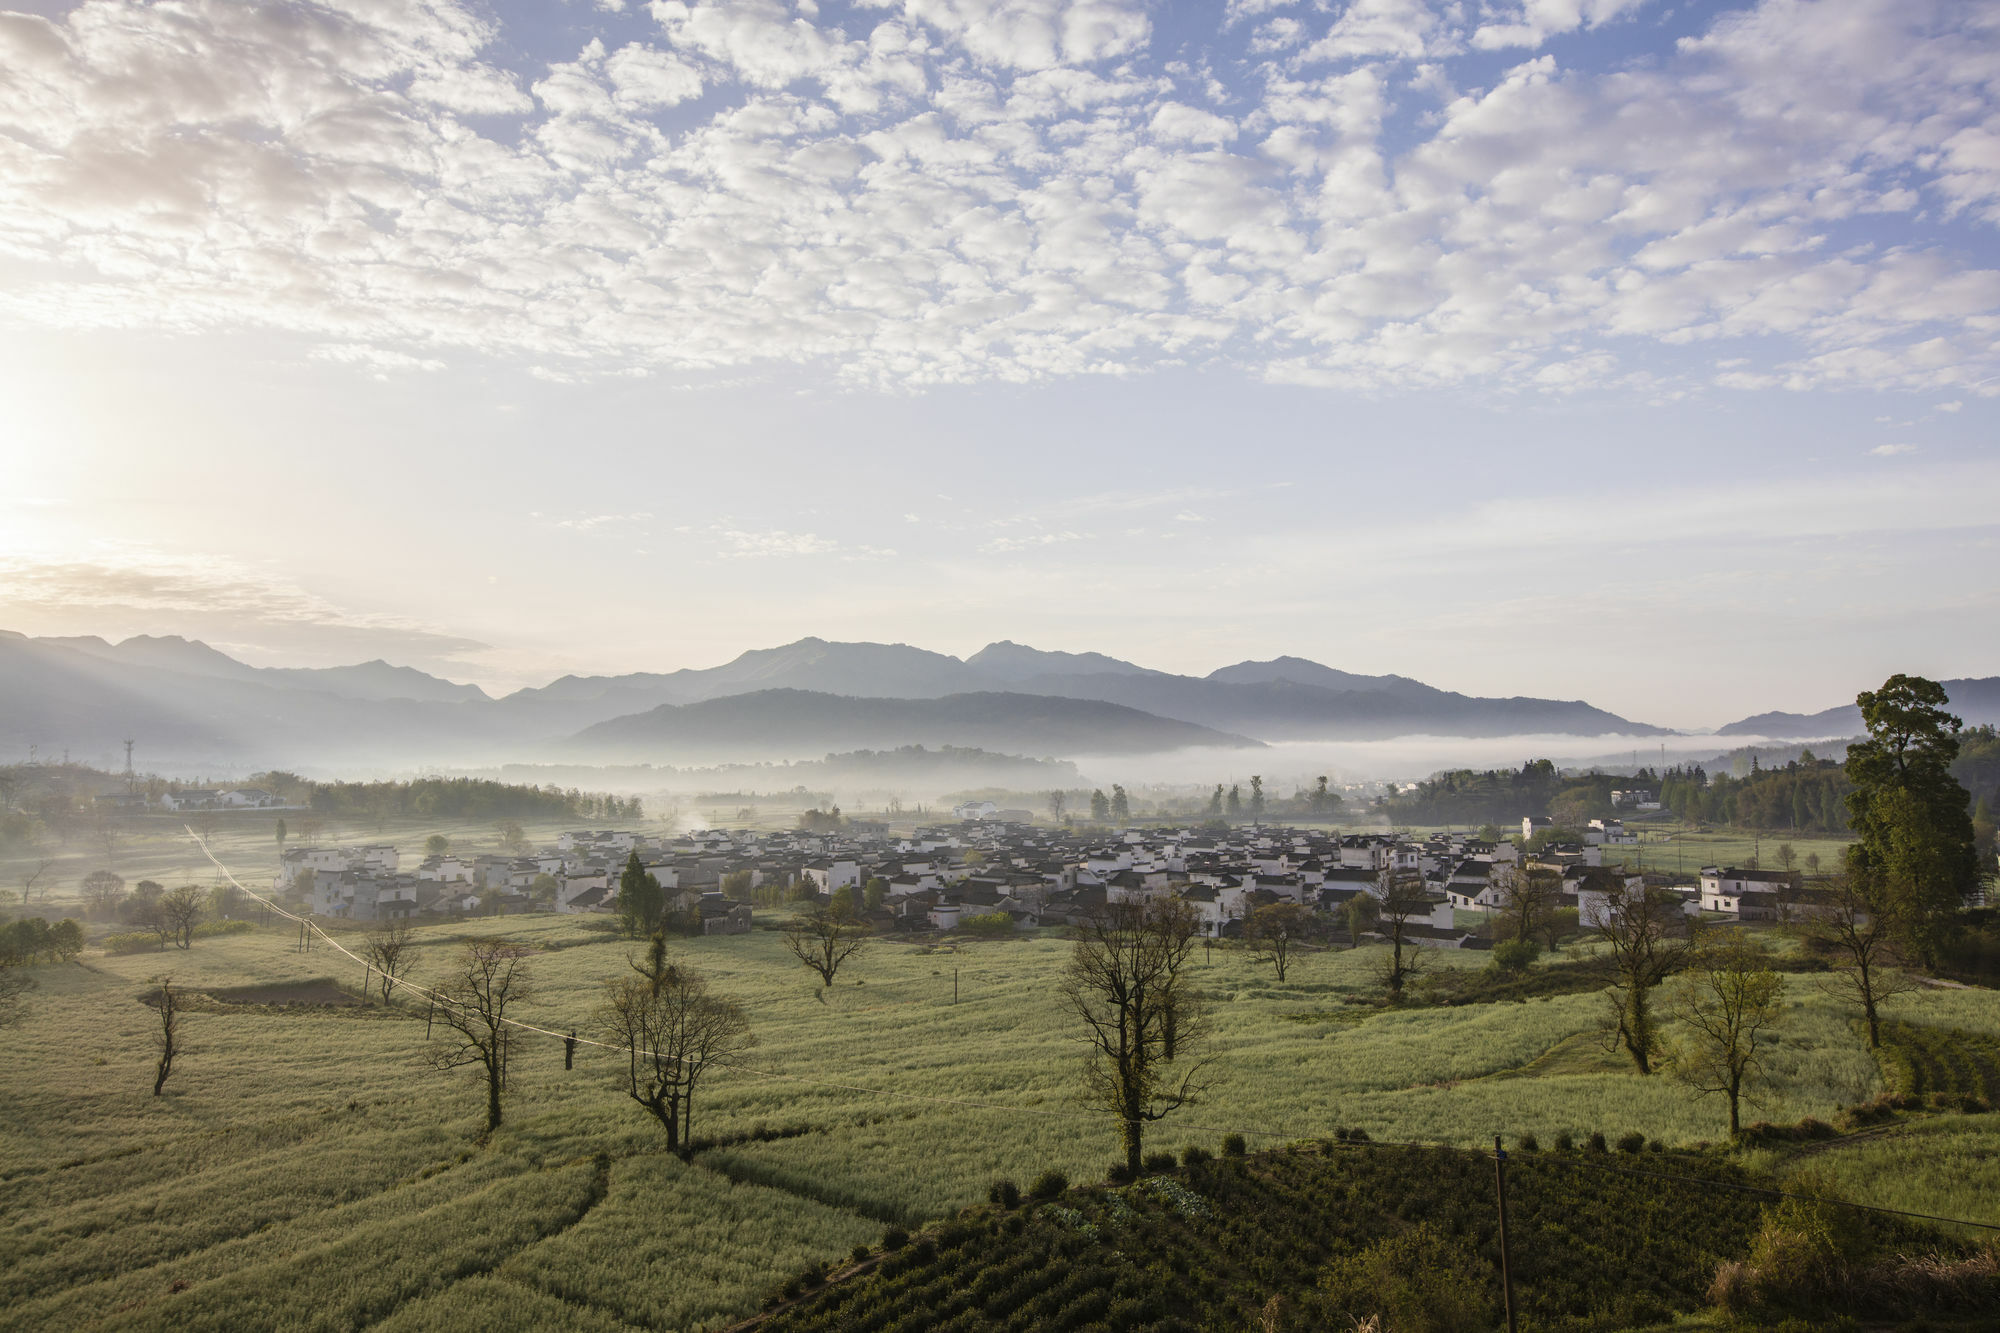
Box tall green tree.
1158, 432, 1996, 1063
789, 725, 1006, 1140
1110, 784, 1130, 823
1843, 675, 1980, 969
616, 852, 665, 938
1090, 789, 1110, 821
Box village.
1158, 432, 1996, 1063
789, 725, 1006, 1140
278, 807, 1811, 944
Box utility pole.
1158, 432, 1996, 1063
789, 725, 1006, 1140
124, 740, 135, 792
1493, 1136, 1518, 1333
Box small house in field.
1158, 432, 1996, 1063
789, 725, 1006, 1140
1699, 866, 1798, 919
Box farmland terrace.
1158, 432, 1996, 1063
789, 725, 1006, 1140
1, 825, 1996, 1331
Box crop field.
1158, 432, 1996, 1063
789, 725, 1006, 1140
3, 891, 1996, 1331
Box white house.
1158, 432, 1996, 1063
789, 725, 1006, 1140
952, 801, 1000, 821
1699, 867, 1797, 918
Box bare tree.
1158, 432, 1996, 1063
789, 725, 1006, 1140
189, 810, 220, 846
1246, 901, 1312, 982
298, 815, 324, 845
599, 937, 755, 1154
426, 940, 533, 1134
1591, 881, 1693, 1075
159, 884, 206, 949
1498, 864, 1561, 944
1811, 874, 1918, 1048
1669, 928, 1786, 1137
1058, 900, 1211, 1178
782, 897, 870, 988
1374, 870, 1434, 1000
80, 869, 124, 919
361, 920, 417, 1003
152, 977, 181, 1096
19, 857, 56, 907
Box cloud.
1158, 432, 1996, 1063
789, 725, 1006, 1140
0, 0, 1994, 395
1472, 0, 1651, 51
1869, 442, 1917, 455
980, 530, 1086, 552
683, 526, 898, 559
309, 343, 447, 375
0, 547, 490, 667
550, 512, 656, 530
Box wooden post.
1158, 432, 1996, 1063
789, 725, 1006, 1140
565, 1030, 577, 1070
425, 996, 435, 1040
953, 968, 958, 1005
1494, 1136, 1518, 1333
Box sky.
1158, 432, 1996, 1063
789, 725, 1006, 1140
0, 0, 1996, 731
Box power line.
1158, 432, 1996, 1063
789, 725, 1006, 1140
187, 830, 2000, 1237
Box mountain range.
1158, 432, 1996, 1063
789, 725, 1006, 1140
22, 630, 1977, 774
1712, 677, 2000, 739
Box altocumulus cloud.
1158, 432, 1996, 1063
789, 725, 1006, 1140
0, 0, 1996, 393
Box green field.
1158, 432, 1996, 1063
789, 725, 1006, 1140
3, 889, 1996, 1330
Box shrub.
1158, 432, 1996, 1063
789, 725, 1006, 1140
1517, 1133, 1539, 1152
1616, 1132, 1646, 1154
1221, 1134, 1247, 1157
1027, 1169, 1068, 1200
987, 1178, 1021, 1209
104, 931, 166, 955
1710, 1171, 1877, 1316
850, 1244, 870, 1263
1316, 1220, 1496, 1331
1181, 1144, 1212, 1167
1106, 1161, 1134, 1184
1143, 1151, 1177, 1174
1588, 1132, 1607, 1153
959, 911, 1015, 936
1741, 1118, 1841, 1146
1555, 1131, 1575, 1152
1492, 937, 1542, 973
880, 1226, 908, 1251
1346, 1127, 1369, 1143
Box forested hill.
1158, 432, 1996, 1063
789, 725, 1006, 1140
1373, 732, 1999, 845
566, 690, 1259, 762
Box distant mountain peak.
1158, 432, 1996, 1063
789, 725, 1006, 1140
966, 640, 1156, 681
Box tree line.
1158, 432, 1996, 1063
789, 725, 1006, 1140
306, 777, 643, 821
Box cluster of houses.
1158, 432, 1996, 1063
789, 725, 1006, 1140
275, 829, 753, 931
158, 787, 287, 810
271, 810, 1814, 942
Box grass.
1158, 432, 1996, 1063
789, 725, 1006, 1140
1774, 1113, 2000, 1237
1877, 1020, 2000, 1104
1, 893, 1992, 1331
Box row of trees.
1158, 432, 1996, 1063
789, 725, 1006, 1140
305, 777, 641, 822
79, 872, 219, 947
